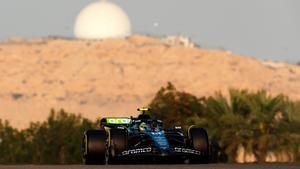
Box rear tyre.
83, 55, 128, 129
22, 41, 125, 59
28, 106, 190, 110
188, 127, 209, 163
83, 130, 106, 165
107, 129, 127, 164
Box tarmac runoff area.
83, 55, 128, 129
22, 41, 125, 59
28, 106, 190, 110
0, 164, 300, 169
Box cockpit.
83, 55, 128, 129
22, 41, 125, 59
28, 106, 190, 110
130, 119, 163, 132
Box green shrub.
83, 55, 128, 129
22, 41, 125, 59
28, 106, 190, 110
0, 109, 95, 164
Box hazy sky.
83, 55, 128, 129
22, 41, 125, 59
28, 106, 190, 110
0, 0, 299, 63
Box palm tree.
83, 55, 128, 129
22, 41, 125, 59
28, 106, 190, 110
202, 89, 299, 162
280, 100, 300, 161
243, 90, 297, 162
149, 83, 300, 162
201, 90, 253, 162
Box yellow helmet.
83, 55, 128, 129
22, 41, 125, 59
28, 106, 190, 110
139, 122, 147, 131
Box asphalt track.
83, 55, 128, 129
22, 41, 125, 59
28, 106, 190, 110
0, 164, 299, 169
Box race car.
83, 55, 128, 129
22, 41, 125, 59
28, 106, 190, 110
82, 108, 211, 164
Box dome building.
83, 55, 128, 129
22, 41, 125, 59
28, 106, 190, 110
74, 0, 131, 39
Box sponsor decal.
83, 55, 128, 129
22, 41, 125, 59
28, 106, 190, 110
106, 118, 131, 124
121, 147, 152, 155
174, 147, 201, 155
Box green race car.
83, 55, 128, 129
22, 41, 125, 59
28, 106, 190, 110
83, 108, 219, 164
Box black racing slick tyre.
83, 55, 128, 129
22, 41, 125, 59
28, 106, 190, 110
83, 130, 106, 165
107, 129, 127, 164
188, 127, 209, 163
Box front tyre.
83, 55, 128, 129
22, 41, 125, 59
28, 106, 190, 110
83, 130, 107, 165
188, 127, 209, 163
107, 128, 127, 164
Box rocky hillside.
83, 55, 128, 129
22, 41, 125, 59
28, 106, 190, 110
0, 35, 299, 128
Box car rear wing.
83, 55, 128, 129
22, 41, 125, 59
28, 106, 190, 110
100, 117, 132, 128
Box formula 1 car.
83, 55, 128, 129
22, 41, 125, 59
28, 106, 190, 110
82, 108, 211, 164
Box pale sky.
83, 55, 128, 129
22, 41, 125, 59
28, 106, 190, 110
0, 0, 299, 63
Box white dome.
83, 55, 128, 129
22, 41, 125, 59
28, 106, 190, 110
74, 0, 131, 39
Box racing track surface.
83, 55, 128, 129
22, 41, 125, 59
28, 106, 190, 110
0, 164, 299, 169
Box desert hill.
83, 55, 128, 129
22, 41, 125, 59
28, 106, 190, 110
0, 35, 300, 128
